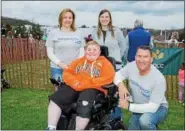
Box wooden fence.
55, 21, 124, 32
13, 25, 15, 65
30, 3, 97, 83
1, 38, 184, 100
1, 38, 50, 90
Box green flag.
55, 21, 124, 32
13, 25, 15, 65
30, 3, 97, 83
152, 48, 184, 75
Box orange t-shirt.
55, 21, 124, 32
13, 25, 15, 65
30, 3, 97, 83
63, 56, 115, 94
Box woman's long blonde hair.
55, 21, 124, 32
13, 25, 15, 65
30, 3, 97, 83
58, 8, 76, 31
97, 9, 115, 39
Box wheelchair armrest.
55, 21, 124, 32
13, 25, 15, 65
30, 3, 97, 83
102, 83, 118, 99
102, 83, 115, 89
49, 78, 65, 87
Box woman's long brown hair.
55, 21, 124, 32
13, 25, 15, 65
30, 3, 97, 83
97, 9, 115, 39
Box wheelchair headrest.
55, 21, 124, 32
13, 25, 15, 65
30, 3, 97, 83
100, 45, 109, 57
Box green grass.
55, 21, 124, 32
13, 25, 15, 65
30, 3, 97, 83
1, 88, 184, 130
1, 88, 51, 130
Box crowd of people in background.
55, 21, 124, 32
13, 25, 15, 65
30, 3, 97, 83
2, 30, 44, 41
167, 32, 180, 47
2, 30, 183, 50
2, 27, 184, 49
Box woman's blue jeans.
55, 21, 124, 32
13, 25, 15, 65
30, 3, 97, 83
50, 67, 63, 81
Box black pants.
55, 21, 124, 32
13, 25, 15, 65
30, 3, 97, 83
49, 84, 102, 118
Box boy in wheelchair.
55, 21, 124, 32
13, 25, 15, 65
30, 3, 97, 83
46, 40, 116, 130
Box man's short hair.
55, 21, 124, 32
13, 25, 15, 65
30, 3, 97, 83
137, 45, 152, 56
84, 40, 100, 50
134, 19, 143, 28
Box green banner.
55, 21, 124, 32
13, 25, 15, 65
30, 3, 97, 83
152, 48, 184, 75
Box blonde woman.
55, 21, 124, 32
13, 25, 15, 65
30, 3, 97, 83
92, 9, 127, 120
46, 8, 84, 91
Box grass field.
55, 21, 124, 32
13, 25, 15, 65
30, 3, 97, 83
1, 88, 184, 130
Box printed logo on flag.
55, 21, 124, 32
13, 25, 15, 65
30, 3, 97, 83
152, 49, 164, 60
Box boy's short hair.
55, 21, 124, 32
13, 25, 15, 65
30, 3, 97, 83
84, 40, 100, 50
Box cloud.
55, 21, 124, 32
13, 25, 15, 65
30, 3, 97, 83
2, 1, 184, 29
76, 1, 184, 15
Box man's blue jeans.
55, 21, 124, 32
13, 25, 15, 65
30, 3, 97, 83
128, 106, 168, 130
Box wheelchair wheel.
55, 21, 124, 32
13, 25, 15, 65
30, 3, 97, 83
67, 114, 76, 130
5, 82, 10, 89
56, 116, 68, 130
113, 121, 127, 130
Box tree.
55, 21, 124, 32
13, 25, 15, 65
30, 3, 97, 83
29, 24, 43, 40
1, 24, 6, 36
13, 24, 27, 38
179, 29, 185, 41
2, 23, 12, 36
5, 23, 12, 31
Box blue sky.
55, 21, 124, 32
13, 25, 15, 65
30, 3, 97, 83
2, 1, 184, 29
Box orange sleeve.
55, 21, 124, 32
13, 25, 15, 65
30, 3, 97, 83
63, 58, 81, 90
88, 59, 115, 88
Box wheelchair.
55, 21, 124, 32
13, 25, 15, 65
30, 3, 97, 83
49, 45, 127, 130
1, 69, 11, 91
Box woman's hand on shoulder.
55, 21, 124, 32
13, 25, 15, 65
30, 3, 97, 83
57, 62, 69, 70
